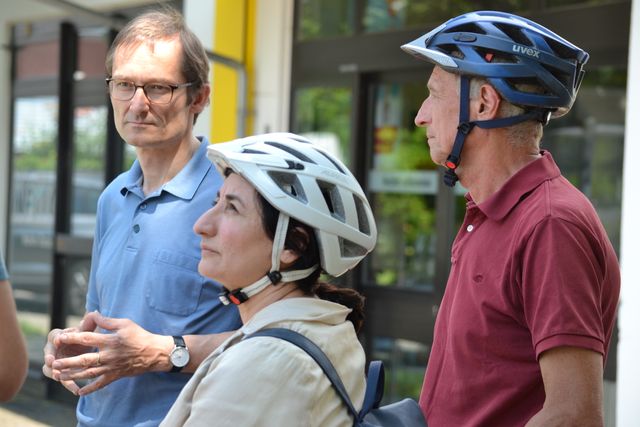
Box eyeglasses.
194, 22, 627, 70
106, 78, 194, 104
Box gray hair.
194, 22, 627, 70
468, 76, 543, 147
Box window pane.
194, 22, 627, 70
66, 106, 108, 319
371, 336, 429, 402
363, 0, 530, 33
367, 82, 438, 289
292, 86, 352, 167
543, 67, 625, 254
296, 0, 355, 40
72, 106, 107, 237
10, 97, 58, 364
545, 0, 612, 8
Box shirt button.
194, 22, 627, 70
133, 224, 140, 233
467, 224, 474, 232
140, 203, 147, 210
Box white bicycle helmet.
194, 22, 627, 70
207, 132, 377, 305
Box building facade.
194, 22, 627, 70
0, 0, 638, 424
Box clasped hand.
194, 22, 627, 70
42, 311, 170, 396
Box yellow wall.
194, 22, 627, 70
210, 0, 256, 142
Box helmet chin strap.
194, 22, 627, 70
219, 212, 318, 306
443, 75, 552, 187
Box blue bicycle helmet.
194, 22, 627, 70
401, 11, 589, 186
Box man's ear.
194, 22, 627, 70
190, 83, 211, 114
474, 83, 501, 120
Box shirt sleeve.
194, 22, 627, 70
184, 337, 319, 427
0, 250, 8, 281
521, 217, 608, 358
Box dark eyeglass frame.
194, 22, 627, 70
105, 78, 195, 104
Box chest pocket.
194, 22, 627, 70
145, 249, 205, 316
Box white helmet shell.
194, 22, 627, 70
207, 133, 377, 277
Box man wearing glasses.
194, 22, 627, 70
42, 8, 241, 426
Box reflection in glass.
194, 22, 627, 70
372, 336, 429, 402
368, 82, 438, 288
293, 86, 352, 166
72, 106, 107, 237
543, 67, 625, 254
296, 0, 355, 40
10, 97, 58, 364
363, 0, 529, 33
68, 106, 108, 320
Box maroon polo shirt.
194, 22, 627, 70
420, 151, 620, 426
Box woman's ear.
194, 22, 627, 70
280, 248, 300, 266
279, 226, 309, 267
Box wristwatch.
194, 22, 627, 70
169, 336, 190, 373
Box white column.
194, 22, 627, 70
254, 0, 293, 133
184, 0, 215, 140
616, 0, 640, 424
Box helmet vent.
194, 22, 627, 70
353, 194, 371, 236
494, 23, 533, 47
546, 36, 579, 60
318, 180, 345, 220
267, 171, 307, 202
265, 141, 316, 164
447, 23, 485, 35
339, 237, 368, 258
242, 148, 268, 155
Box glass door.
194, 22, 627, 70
8, 21, 113, 387
359, 71, 465, 402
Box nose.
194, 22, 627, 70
414, 98, 431, 128
193, 206, 218, 237
129, 86, 150, 114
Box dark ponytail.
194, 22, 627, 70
312, 282, 365, 333
257, 192, 365, 332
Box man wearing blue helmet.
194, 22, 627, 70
402, 11, 620, 426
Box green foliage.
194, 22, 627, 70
14, 139, 57, 171
387, 126, 437, 171
372, 126, 436, 287
19, 319, 47, 337
388, 368, 424, 401
294, 86, 351, 163
13, 107, 107, 172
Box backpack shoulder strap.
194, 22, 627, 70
244, 328, 359, 419
359, 360, 385, 418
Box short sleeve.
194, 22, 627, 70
521, 217, 607, 358
0, 250, 8, 281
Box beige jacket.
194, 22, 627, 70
161, 297, 366, 427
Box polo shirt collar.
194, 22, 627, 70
119, 136, 212, 200
476, 150, 561, 221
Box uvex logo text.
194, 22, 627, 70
512, 44, 540, 58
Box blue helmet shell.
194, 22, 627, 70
401, 11, 589, 117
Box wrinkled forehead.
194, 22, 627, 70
428, 66, 460, 92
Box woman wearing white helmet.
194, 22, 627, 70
162, 133, 377, 427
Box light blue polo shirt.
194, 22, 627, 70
0, 250, 8, 281
78, 138, 241, 427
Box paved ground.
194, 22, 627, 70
0, 382, 77, 427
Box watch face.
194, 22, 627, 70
170, 347, 190, 368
